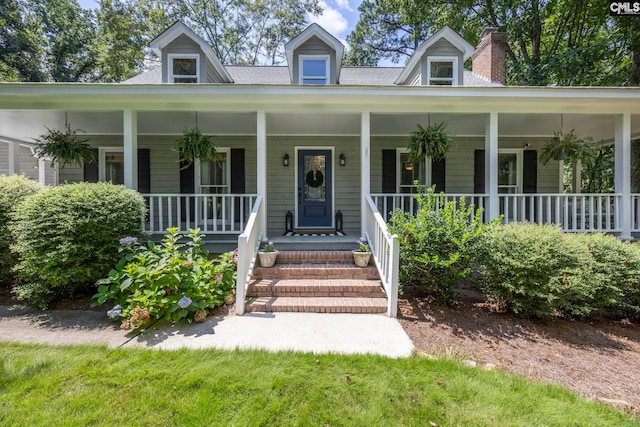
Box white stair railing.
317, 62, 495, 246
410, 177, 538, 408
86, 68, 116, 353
364, 195, 399, 318
235, 196, 264, 315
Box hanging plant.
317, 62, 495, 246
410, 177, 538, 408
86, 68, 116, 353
33, 115, 95, 168
173, 113, 217, 169
407, 122, 452, 164
540, 129, 593, 165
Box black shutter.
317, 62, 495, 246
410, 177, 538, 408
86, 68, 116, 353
230, 149, 245, 222
523, 150, 537, 193
179, 161, 195, 221
83, 149, 99, 182
137, 149, 150, 193
523, 150, 538, 221
474, 150, 485, 193
382, 149, 396, 193
230, 148, 245, 193
431, 158, 446, 192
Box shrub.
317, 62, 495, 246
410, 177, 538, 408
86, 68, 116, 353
93, 228, 236, 329
388, 187, 498, 304
476, 223, 640, 319
0, 175, 42, 281
9, 182, 146, 307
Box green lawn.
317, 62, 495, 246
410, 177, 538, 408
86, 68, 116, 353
0, 342, 636, 427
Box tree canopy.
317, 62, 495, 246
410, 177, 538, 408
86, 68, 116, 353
345, 0, 638, 86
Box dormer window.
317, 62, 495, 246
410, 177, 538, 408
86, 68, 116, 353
299, 55, 329, 84
168, 54, 199, 83
427, 56, 458, 86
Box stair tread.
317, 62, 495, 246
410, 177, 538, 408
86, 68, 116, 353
245, 296, 388, 313
250, 279, 382, 286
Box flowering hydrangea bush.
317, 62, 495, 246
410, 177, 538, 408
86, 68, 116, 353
93, 228, 236, 330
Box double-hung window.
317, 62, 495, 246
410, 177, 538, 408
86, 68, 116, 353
497, 149, 523, 193
426, 56, 458, 86
299, 55, 329, 84
99, 148, 124, 185
168, 54, 199, 83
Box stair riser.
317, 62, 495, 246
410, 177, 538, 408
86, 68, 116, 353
244, 304, 387, 314
253, 267, 379, 281
263, 251, 356, 265
249, 291, 386, 298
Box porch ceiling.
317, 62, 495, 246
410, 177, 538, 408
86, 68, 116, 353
0, 110, 638, 143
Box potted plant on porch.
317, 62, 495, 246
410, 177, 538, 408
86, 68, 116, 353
33, 114, 95, 168
539, 129, 592, 164
258, 240, 278, 268
407, 121, 452, 165
352, 239, 371, 267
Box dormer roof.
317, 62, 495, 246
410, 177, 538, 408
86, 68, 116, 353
150, 21, 233, 83
395, 26, 475, 85
284, 23, 344, 83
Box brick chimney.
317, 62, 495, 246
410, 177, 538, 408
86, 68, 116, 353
472, 27, 508, 85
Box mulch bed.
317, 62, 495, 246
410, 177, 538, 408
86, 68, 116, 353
398, 284, 640, 417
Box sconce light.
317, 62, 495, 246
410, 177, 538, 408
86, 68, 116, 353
339, 153, 346, 166
404, 162, 414, 171
283, 153, 290, 167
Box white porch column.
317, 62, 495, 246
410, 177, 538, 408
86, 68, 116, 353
123, 110, 138, 190
485, 112, 499, 220
38, 157, 46, 185
257, 111, 268, 235
615, 113, 632, 239
360, 111, 371, 239
8, 142, 20, 175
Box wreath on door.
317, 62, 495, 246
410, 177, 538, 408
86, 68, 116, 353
305, 169, 324, 187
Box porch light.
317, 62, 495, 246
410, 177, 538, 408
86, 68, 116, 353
283, 153, 290, 166
339, 153, 346, 166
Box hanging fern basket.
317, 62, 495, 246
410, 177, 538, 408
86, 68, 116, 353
174, 127, 217, 169
33, 120, 95, 168
407, 122, 452, 164
539, 129, 592, 165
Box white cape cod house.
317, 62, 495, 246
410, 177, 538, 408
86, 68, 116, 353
1, 22, 639, 316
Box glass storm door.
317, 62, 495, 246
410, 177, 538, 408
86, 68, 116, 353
297, 150, 332, 228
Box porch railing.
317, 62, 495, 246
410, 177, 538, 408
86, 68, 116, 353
371, 193, 621, 233
235, 196, 264, 315
364, 195, 399, 318
141, 194, 259, 234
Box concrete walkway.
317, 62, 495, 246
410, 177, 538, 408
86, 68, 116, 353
0, 306, 414, 358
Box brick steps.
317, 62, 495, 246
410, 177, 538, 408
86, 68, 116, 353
245, 296, 387, 314
248, 279, 386, 298
246, 250, 387, 315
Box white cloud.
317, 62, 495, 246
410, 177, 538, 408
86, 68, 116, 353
308, 1, 349, 36
334, 0, 354, 12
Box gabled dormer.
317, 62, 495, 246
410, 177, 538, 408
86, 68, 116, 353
395, 26, 475, 86
150, 21, 233, 84
284, 23, 345, 85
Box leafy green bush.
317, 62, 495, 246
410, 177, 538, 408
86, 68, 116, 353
476, 223, 640, 319
0, 175, 42, 281
94, 228, 236, 330
388, 187, 498, 304
10, 182, 145, 307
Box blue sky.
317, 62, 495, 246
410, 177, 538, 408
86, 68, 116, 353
76, 0, 364, 44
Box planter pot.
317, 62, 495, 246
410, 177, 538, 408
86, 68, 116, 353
258, 250, 278, 268
352, 250, 372, 268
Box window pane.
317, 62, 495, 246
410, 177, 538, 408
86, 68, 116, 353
174, 77, 198, 83
173, 58, 197, 76
302, 78, 327, 84
430, 61, 453, 78
302, 59, 327, 77
200, 153, 228, 194
105, 152, 124, 185
498, 154, 518, 186
399, 153, 425, 192
304, 155, 326, 202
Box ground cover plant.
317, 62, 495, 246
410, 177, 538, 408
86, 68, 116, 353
0, 174, 42, 281
9, 182, 145, 308
476, 223, 640, 319
388, 187, 498, 304
94, 228, 236, 329
0, 342, 636, 426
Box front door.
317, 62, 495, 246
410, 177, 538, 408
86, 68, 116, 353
297, 149, 333, 228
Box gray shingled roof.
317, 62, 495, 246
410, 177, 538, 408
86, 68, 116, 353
122, 65, 501, 87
